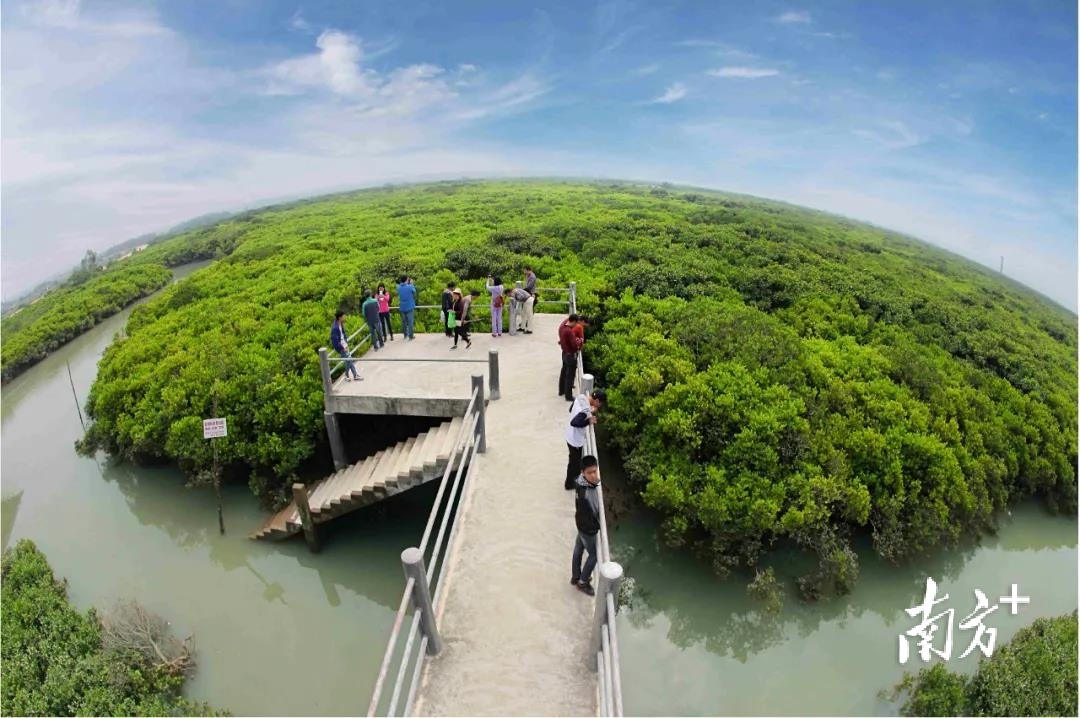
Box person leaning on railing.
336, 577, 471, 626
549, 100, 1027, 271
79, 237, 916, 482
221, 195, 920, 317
565, 388, 605, 490
330, 310, 362, 381
570, 454, 602, 596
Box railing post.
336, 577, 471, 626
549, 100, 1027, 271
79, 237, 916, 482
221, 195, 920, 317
471, 374, 487, 454
581, 372, 594, 396
401, 547, 442, 655
569, 281, 577, 314
488, 349, 501, 400
292, 483, 321, 553
318, 347, 333, 410
588, 561, 623, 669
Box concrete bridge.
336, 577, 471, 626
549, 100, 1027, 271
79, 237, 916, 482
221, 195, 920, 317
252, 286, 625, 716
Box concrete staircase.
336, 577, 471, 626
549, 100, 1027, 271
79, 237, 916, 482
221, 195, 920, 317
250, 417, 466, 541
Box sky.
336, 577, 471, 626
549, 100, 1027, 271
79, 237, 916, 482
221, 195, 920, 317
2, 0, 1077, 308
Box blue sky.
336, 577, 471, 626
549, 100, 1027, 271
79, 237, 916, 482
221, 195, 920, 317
2, 0, 1076, 308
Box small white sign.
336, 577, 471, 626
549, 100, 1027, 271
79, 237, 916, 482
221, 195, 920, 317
202, 418, 227, 439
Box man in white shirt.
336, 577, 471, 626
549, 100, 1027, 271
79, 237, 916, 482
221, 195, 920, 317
564, 389, 606, 489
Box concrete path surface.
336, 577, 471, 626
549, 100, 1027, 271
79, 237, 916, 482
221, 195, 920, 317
414, 313, 597, 717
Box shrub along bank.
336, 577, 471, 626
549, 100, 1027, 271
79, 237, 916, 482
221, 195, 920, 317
0, 539, 222, 716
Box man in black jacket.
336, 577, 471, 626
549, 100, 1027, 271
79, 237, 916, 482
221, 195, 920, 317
441, 282, 457, 337
571, 455, 602, 595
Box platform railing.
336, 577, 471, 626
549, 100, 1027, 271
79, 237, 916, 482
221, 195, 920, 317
569, 282, 624, 717
367, 376, 487, 717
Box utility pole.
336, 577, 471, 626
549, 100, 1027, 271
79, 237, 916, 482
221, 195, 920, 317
1000, 256, 1004, 273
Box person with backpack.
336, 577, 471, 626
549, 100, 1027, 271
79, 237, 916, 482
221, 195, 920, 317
330, 310, 361, 381
361, 289, 383, 350
570, 454, 602, 595
506, 286, 531, 335
565, 388, 605, 490
376, 283, 394, 341
397, 275, 417, 340
441, 282, 457, 338
486, 275, 505, 337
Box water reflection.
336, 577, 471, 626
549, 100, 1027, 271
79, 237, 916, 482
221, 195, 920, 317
613, 504, 1075, 666
100, 458, 431, 611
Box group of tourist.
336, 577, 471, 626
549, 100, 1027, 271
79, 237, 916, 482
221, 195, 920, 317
328, 267, 542, 378
331, 269, 607, 598
329, 275, 419, 381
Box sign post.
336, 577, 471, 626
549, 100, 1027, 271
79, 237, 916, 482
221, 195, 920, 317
203, 411, 227, 535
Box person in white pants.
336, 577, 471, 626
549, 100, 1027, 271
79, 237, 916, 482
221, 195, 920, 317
520, 293, 535, 333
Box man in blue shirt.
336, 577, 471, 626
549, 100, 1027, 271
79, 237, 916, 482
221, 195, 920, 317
397, 275, 418, 340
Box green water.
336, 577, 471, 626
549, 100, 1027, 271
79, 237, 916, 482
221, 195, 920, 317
0, 262, 431, 715
602, 442, 1078, 716
1, 261, 1075, 715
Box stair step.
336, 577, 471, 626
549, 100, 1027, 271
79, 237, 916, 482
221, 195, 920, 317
386, 438, 415, 487
437, 416, 463, 463
325, 458, 372, 509
348, 451, 386, 501
401, 432, 429, 479
422, 422, 449, 475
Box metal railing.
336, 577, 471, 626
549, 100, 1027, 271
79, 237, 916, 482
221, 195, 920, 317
569, 283, 625, 718
367, 375, 488, 717
317, 282, 570, 397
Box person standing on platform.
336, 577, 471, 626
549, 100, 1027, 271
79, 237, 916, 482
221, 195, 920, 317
520, 290, 536, 334
397, 275, 418, 340
570, 454, 602, 595
376, 283, 394, 341
441, 282, 457, 338
524, 266, 537, 295
507, 286, 530, 335
451, 289, 475, 349
565, 388, 605, 490
558, 314, 583, 400
330, 310, 361, 381
486, 275, 505, 337
361, 289, 384, 350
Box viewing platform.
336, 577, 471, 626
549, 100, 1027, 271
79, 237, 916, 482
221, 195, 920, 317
253, 283, 625, 716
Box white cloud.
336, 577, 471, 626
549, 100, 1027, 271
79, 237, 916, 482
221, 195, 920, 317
632, 63, 660, 75
266, 30, 377, 97
289, 9, 311, 32
649, 83, 687, 104
776, 11, 811, 24
706, 67, 780, 79
677, 40, 758, 59
1037, 111, 1049, 120
853, 120, 922, 149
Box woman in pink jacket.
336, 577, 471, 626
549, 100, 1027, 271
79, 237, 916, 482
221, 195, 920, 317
376, 283, 394, 341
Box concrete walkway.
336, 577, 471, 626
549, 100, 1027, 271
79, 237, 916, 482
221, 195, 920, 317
414, 313, 597, 717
